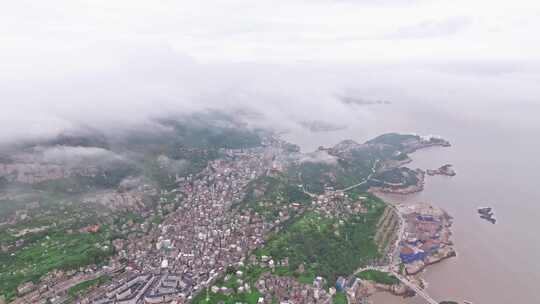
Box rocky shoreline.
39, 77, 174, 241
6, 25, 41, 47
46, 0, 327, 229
405, 247, 457, 275
371, 138, 453, 195
370, 169, 426, 195
427, 164, 456, 177
363, 280, 415, 297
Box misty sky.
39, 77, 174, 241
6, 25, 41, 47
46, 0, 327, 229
2, 0, 540, 143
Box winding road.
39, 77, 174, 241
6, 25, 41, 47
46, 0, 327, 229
299, 158, 439, 304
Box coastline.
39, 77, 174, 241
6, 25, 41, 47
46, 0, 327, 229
358, 139, 457, 302
369, 169, 425, 195
404, 248, 457, 276
357, 198, 457, 303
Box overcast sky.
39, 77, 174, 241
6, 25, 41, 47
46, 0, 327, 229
1, 0, 540, 143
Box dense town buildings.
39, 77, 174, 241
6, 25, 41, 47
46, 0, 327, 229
4, 133, 455, 304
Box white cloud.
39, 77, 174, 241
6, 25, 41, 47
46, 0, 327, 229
2, 0, 540, 63
37, 146, 124, 165
0, 0, 539, 144
384, 16, 472, 39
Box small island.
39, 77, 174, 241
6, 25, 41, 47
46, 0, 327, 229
478, 207, 496, 224
427, 164, 456, 177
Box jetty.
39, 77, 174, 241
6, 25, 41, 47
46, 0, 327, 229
391, 272, 439, 304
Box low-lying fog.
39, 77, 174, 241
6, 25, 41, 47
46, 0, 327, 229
1, 0, 539, 147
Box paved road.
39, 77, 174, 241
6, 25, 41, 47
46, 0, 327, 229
342, 160, 380, 192
391, 272, 440, 304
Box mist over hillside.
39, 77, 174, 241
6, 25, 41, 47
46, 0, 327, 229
2, 44, 539, 146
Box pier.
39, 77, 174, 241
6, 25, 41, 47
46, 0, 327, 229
391, 272, 439, 304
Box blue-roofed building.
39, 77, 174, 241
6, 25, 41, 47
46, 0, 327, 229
405, 237, 421, 246
336, 276, 347, 291
399, 246, 425, 264
416, 215, 436, 222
